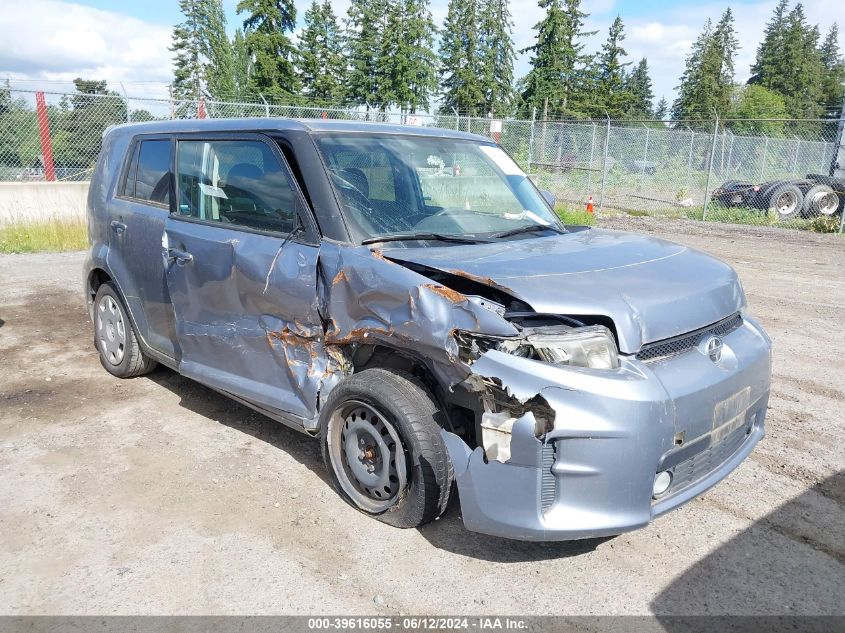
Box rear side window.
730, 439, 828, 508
176, 139, 297, 234
122, 139, 171, 205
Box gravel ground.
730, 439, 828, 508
0, 219, 843, 615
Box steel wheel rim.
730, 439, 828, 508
96, 295, 126, 365
327, 400, 407, 513
815, 192, 839, 216
776, 191, 798, 215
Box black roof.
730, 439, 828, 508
109, 117, 492, 142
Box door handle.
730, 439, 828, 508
167, 248, 194, 265
110, 220, 127, 235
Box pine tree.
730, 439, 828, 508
237, 0, 300, 100
232, 28, 251, 98
438, 0, 484, 114
389, 0, 439, 113
653, 96, 668, 120
171, 0, 209, 100
519, 0, 594, 118
346, 0, 390, 107
592, 16, 631, 118
205, 0, 237, 99
298, 0, 346, 103
749, 0, 789, 86
478, 0, 516, 116
819, 24, 845, 113
625, 58, 654, 118
672, 9, 738, 126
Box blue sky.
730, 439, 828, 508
1, 0, 843, 109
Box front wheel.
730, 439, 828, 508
320, 368, 453, 528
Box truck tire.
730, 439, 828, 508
320, 368, 453, 528
802, 184, 840, 217
767, 183, 804, 220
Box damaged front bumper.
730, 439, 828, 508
442, 315, 772, 541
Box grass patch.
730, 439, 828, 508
0, 217, 88, 253
555, 204, 596, 226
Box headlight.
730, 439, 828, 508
524, 325, 619, 369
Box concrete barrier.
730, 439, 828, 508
0, 181, 89, 225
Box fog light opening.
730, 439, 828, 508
653, 470, 673, 498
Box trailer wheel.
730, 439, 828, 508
802, 184, 840, 217
768, 183, 803, 220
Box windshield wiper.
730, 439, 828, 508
362, 232, 491, 245
490, 224, 566, 239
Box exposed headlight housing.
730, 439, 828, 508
500, 325, 620, 369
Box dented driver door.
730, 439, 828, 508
163, 134, 324, 424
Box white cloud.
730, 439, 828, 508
0, 0, 172, 98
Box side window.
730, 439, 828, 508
134, 140, 171, 205
176, 139, 297, 234
120, 142, 140, 198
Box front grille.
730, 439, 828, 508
636, 313, 743, 362
668, 422, 751, 494
541, 441, 557, 513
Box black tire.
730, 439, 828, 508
767, 183, 804, 220
320, 368, 453, 528
92, 282, 157, 378
802, 184, 840, 217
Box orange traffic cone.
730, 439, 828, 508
586, 196, 594, 214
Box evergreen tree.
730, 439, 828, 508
237, 0, 300, 99
171, 0, 209, 99
672, 9, 738, 125
478, 0, 516, 116
205, 0, 237, 99
519, 0, 594, 118
653, 96, 668, 120
748, 2, 825, 118
438, 0, 484, 114
592, 16, 631, 118
298, 0, 346, 103
232, 29, 251, 98
819, 24, 845, 113
749, 0, 789, 86
346, 0, 390, 107
624, 58, 654, 118
389, 0, 439, 113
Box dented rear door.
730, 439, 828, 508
163, 134, 324, 422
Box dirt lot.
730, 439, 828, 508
0, 218, 843, 615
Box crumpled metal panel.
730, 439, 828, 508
384, 228, 746, 352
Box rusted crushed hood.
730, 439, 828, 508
383, 229, 745, 353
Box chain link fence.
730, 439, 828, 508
1, 87, 843, 233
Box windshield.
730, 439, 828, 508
314, 133, 562, 244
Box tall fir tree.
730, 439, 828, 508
345, 0, 390, 107
389, 0, 439, 113
672, 9, 738, 125
298, 0, 346, 103
478, 0, 516, 116
438, 0, 484, 114
624, 58, 654, 118
171, 0, 210, 99
653, 96, 668, 120
818, 24, 845, 113
232, 28, 251, 97
592, 16, 631, 118
519, 0, 594, 118
237, 0, 300, 99
748, 2, 825, 118
205, 0, 237, 99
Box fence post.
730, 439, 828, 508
587, 122, 597, 194
34, 91, 56, 182
120, 82, 131, 123
759, 137, 768, 181
527, 107, 536, 171
259, 94, 270, 117
702, 113, 719, 221
598, 115, 610, 213
791, 138, 800, 177
685, 128, 695, 191
639, 124, 650, 191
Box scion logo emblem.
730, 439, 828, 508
704, 335, 724, 363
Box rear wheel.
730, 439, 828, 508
767, 183, 804, 220
320, 368, 453, 528
802, 184, 840, 217
93, 282, 157, 378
